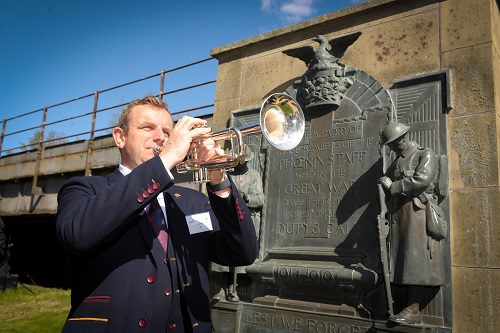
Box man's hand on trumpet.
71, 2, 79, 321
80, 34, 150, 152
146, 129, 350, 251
193, 137, 232, 185
155, 116, 210, 171
154, 115, 230, 187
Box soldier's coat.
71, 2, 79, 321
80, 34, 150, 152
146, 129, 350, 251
386, 141, 445, 286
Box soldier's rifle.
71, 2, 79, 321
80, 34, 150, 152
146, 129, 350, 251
378, 146, 394, 317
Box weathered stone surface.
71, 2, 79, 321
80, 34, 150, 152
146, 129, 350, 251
452, 267, 500, 333
442, 43, 496, 117
343, 8, 440, 88
440, 0, 492, 52
448, 113, 499, 187
213, 97, 241, 130
214, 55, 244, 102
239, 53, 306, 110
211, 303, 238, 333
492, 0, 500, 58
0, 192, 58, 216
91, 146, 121, 170
0, 160, 37, 181
450, 187, 500, 268
212, 52, 244, 130
494, 42, 500, 119
497, 115, 500, 178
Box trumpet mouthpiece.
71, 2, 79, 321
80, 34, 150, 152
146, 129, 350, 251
153, 146, 162, 156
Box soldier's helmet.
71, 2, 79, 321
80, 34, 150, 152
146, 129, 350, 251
380, 121, 410, 145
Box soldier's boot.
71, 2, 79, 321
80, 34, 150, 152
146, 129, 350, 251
226, 283, 240, 302
388, 303, 422, 324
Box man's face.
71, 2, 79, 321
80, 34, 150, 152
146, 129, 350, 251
113, 105, 173, 170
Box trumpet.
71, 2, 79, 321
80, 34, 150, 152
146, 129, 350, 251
175, 93, 305, 183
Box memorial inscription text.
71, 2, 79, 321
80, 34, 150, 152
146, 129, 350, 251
272, 131, 377, 242
242, 309, 371, 333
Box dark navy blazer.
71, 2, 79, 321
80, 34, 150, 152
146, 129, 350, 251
56, 156, 258, 333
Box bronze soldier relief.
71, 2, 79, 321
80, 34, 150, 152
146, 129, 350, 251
378, 121, 447, 325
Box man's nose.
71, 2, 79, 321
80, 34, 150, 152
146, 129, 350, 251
153, 128, 166, 143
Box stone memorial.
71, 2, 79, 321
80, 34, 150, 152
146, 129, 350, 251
211, 34, 451, 333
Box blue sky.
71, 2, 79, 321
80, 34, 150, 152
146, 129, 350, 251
0, 0, 364, 153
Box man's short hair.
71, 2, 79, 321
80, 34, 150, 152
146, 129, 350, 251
117, 96, 168, 133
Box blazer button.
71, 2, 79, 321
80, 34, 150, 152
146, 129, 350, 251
142, 191, 150, 198
152, 181, 160, 190
164, 289, 172, 296
167, 323, 177, 330
146, 274, 156, 284
138, 318, 148, 328
192, 322, 199, 327
147, 186, 155, 194
137, 195, 145, 203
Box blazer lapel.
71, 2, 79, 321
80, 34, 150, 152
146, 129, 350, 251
108, 168, 166, 265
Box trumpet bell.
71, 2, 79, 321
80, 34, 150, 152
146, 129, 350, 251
261, 93, 305, 151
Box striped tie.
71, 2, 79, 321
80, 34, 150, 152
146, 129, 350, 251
147, 199, 168, 251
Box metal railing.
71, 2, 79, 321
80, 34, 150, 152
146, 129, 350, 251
0, 57, 217, 195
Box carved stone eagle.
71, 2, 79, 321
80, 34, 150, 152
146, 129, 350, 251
283, 32, 361, 73
282, 32, 361, 110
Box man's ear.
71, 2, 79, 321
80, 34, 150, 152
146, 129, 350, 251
112, 127, 126, 149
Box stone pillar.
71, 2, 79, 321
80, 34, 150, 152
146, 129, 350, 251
441, 0, 500, 332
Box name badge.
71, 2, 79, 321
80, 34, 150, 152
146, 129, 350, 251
185, 212, 213, 235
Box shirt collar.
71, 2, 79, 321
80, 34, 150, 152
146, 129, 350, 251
119, 164, 132, 176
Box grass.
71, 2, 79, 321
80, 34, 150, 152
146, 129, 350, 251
0, 284, 71, 333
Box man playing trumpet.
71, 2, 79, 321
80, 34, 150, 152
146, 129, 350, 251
56, 96, 258, 333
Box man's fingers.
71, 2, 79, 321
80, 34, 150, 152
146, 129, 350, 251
189, 127, 211, 138
175, 116, 207, 131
